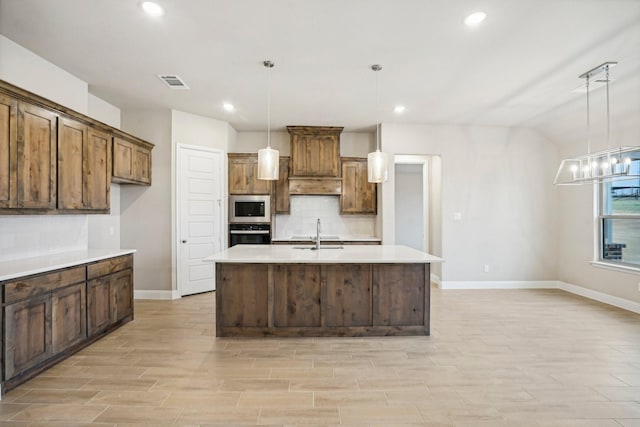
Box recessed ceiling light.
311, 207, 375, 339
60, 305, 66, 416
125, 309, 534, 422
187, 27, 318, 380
141, 1, 164, 17
464, 11, 486, 27
394, 105, 406, 114
223, 103, 235, 112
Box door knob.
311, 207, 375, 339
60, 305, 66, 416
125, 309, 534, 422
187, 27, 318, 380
182, 240, 187, 243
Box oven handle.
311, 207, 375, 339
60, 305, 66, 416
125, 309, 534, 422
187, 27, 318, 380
229, 230, 270, 235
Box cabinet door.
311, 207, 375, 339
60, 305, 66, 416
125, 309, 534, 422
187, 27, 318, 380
113, 269, 133, 322
85, 128, 111, 209
290, 133, 339, 177
274, 157, 290, 213
57, 117, 86, 209
16, 102, 57, 209
0, 94, 16, 208
133, 145, 151, 185
87, 276, 113, 337
4, 293, 52, 379
228, 154, 271, 195
113, 137, 133, 181
340, 159, 376, 214
51, 283, 86, 354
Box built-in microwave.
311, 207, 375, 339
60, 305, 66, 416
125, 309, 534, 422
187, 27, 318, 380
229, 195, 271, 223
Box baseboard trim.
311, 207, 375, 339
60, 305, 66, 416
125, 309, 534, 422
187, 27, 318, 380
440, 280, 559, 290
134, 290, 181, 300
558, 281, 640, 315
430, 273, 441, 287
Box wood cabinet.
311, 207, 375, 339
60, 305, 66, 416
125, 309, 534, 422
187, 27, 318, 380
87, 255, 134, 337
1, 254, 134, 393
0, 79, 154, 214
58, 118, 111, 211
274, 156, 290, 213
3, 266, 85, 380
216, 262, 429, 337
0, 94, 16, 208
340, 158, 376, 214
16, 102, 57, 209
112, 135, 152, 185
287, 126, 342, 177
228, 153, 271, 195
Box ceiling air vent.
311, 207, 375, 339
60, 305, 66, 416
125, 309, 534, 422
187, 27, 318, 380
157, 74, 190, 90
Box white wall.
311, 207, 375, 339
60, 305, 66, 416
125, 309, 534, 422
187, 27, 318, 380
121, 109, 173, 292
88, 93, 121, 128
557, 141, 640, 303
381, 123, 559, 283
0, 34, 87, 113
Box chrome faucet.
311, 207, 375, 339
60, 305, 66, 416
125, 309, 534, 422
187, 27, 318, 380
315, 218, 321, 250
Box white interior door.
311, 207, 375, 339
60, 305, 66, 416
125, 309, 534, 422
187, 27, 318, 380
177, 145, 223, 296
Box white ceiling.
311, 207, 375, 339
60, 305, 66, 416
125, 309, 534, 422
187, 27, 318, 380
1, 0, 639, 147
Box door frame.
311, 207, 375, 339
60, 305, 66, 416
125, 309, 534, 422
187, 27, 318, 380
175, 144, 225, 297
394, 155, 430, 253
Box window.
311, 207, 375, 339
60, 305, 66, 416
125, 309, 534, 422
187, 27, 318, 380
599, 153, 640, 267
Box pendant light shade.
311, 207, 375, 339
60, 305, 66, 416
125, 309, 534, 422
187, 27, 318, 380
257, 60, 279, 181
367, 64, 388, 183
257, 146, 279, 180
368, 149, 388, 183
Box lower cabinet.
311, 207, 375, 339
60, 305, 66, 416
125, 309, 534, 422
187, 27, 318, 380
1, 254, 134, 393
87, 255, 134, 337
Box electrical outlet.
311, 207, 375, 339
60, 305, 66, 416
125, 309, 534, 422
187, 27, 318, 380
484, 264, 490, 273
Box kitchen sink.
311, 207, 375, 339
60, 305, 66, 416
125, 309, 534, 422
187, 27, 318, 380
292, 245, 344, 250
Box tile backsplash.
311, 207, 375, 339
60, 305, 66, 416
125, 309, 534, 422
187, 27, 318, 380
274, 195, 375, 238
0, 216, 88, 262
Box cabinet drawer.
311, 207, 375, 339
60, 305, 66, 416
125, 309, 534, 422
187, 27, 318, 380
4, 266, 85, 304
87, 255, 133, 280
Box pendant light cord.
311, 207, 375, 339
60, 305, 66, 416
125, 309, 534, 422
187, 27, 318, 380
605, 64, 610, 153
586, 74, 590, 155
264, 60, 274, 148
371, 64, 382, 152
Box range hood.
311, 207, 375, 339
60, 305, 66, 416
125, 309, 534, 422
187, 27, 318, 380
287, 126, 343, 195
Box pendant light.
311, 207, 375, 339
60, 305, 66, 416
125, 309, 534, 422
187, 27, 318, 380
257, 60, 279, 180
554, 62, 639, 185
367, 64, 388, 183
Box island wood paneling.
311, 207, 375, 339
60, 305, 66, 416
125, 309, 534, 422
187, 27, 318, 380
374, 264, 427, 328
216, 262, 430, 337
216, 264, 269, 332
272, 264, 321, 328
323, 264, 372, 327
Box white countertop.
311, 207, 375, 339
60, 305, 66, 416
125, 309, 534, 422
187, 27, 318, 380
205, 244, 443, 264
271, 235, 381, 243
0, 249, 136, 282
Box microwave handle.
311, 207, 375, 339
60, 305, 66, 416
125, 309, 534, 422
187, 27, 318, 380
229, 230, 270, 235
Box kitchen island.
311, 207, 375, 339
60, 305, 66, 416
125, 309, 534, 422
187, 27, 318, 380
205, 245, 443, 337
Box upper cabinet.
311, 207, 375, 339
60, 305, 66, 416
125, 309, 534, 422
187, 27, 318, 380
274, 156, 290, 213
0, 94, 16, 209
58, 118, 111, 211
0, 79, 154, 214
340, 158, 377, 215
288, 126, 342, 177
16, 102, 57, 210
112, 134, 152, 186
228, 153, 271, 195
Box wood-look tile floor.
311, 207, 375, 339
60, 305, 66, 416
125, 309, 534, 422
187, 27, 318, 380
1, 287, 640, 426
